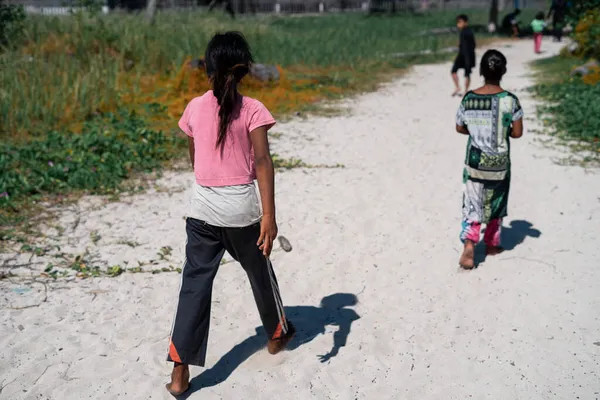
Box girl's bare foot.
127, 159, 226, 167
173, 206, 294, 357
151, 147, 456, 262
166, 363, 190, 396
459, 240, 475, 269
267, 322, 296, 355
486, 246, 504, 256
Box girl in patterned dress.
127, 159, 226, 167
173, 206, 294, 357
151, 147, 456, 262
455, 50, 524, 269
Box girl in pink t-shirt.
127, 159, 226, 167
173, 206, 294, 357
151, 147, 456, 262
166, 32, 295, 396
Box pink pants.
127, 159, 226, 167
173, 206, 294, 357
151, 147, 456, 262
461, 218, 502, 247
534, 33, 542, 53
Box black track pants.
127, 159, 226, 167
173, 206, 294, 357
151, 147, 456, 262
167, 218, 288, 366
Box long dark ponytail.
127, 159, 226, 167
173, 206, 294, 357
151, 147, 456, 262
205, 32, 253, 150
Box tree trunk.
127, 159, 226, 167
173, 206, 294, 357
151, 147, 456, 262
489, 0, 499, 27
235, 0, 256, 14
146, 0, 158, 24
498, 0, 508, 12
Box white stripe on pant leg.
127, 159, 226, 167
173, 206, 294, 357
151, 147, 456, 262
266, 257, 288, 334
266, 257, 285, 322
266, 257, 286, 332
266, 257, 284, 308
271, 276, 286, 333
169, 239, 188, 340
266, 258, 284, 323
268, 266, 287, 334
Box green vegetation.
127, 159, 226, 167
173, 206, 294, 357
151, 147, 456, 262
0, 109, 180, 210
531, 56, 600, 158
0, 9, 501, 224
571, 5, 600, 60
0, 0, 26, 48
568, 0, 600, 26
0, 108, 312, 215
529, 1, 600, 160
1, 9, 499, 138
41, 252, 180, 279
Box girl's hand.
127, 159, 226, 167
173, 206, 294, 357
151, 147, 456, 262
456, 124, 470, 135
251, 125, 277, 257
258, 215, 278, 257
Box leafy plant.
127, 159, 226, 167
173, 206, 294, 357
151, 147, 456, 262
0, 0, 25, 49
157, 245, 172, 260
531, 57, 600, 157
90, 230, 102, 244
107, 265, 124, 277
572, 7, 600, 60
567, 0, 600, 25
1, 10, 494, 137
0, 110, 184, 209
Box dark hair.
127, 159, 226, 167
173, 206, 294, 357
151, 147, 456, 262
205, 32, 253, 150
535, 11, 545, 20
480, 49, 507, 82
514, 8, 521, 14
457, 14, 468, 22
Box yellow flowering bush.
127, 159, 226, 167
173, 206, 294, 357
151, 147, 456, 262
573, 7, 600, 60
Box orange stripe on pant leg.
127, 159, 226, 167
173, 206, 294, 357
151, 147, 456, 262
169, 340, 182, 363
272, 323, 283, 340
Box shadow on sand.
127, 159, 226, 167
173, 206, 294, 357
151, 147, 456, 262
178, 293, 360, 398
474, 219, 542, 265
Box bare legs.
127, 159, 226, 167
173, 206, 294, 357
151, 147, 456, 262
452, 73, 461, 96
459, 219, 504, 269
452, 73, 470, 96
166, 363, 190, 396
459, 240, 475, 269
483, 218, 504, 255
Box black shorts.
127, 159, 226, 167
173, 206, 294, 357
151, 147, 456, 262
451, 56, 472, 77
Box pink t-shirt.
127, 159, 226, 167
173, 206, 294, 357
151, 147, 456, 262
179, 91, 276, 187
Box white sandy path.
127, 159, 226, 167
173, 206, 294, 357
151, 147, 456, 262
1, 39, 600, 400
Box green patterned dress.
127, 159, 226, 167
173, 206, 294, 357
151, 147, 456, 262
456, 91, 523, 236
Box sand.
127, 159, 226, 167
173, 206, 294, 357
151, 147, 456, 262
2, 39, 599, 400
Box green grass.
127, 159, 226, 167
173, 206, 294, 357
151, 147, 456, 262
531, 55, 582, 80
0, 109, 181, 208
530, 55, 600, 158
0, 9, 509, 224
1, 9, 501, 138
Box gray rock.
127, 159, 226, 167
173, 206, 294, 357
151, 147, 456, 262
571, 59, 600, 77
188, 58, 205, 70
124, 59, 135, 71
566, 41, 579, 54
278, 236, 292, 252
250, 64, 280, 82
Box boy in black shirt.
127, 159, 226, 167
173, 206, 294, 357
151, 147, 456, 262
451, 14, 476, 96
